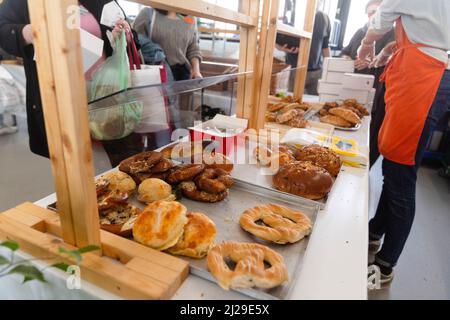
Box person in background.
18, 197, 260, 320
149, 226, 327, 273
359, 0, 450, 285
341, 0, 395, 74
0, 0, 141, 167
134, 8, 202, 81
276, 8, 331, 95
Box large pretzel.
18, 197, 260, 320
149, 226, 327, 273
207, 242, 288, 290
239, 204, 312, 244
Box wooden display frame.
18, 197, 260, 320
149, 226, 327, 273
0, 0, 261, 300
0, 0, 316, 299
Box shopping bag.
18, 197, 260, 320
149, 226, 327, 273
88, 30, 143, 141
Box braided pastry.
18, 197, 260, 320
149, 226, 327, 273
207, 241, 289, 290
239, 204, 312, 244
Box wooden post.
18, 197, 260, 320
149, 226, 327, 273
28, 0, 101, 251
293, 0, 318, 101
249, 0, 280, 130
236, 0, 260, 120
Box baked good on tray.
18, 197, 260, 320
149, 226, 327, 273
99, 203, 141, 237
329, 107, 361, 126
119, 151, 175, 185
133, 201, 188, 251
167, 212, 217, 259
320, 115, 353, 128
179, 181, 229, 203
166, 164, 205, 185
207, 241, 289, 290
294, 145, 342, 177
97, 171, 136, 195
273, 161, 333, 200
138, 178, 176, 203
319, 100, 369, 129
239, 204, 312, 244
202, 152, 234, 173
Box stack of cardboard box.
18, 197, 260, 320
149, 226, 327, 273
318, 58, 376, 106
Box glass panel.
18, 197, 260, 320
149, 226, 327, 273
89, 71, 249, 171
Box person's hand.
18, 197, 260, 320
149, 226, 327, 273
112, 19, 132, 42
22, 24, 33, 45
279, 44, 299, 54
369, 42, 397, 68
191, 70, 203, 79
354, 58, 370, 71
357, 37, 376, 62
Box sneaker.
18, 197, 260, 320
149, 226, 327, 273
369, 239, 381, 254
367, 264, 394, 290
0, 125, 18, 135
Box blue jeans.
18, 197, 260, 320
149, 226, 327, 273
369, 70, 450, 268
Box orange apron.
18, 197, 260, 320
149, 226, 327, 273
379, 19, 448, 165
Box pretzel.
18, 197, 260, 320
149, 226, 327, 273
151, 158, 175, 173
239, 204, 312, 244
207, 241, 289, 290
166, 164, 205, 185
180, 181, 228, 203
194, 168, 234, 194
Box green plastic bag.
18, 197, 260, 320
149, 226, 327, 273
88, 30, 143, 141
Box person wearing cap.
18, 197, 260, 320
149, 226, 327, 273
359, 0, 450, 285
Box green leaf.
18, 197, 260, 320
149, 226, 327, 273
1, 240, 19, 252
58, 247, 82, 265
8, 265, 46, 283
0, 255, 9, 265
77, 245, 100, 254
51, 262, 70, 272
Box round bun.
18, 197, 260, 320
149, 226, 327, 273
133, 201, 188, 251
167, 212, 217, 259
138, 178, 176, 204
273, 161, 333, 200
239, 204, 312, 244
294, 145, 342, 177
99, 171, 136, 195
207, 241, 289, 290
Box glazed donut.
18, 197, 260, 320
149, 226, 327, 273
207, 241, 289, 290
239, 204, 312, 244
180, 181, 228, 203
166, 164, 205, 185
194, 168, 234, 194
119, 151, 163, 174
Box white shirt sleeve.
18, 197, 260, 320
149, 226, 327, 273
369, 0, 403, 35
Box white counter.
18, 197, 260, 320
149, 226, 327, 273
1, 118, 370, 300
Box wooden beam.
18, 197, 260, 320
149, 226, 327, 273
28, 0, 76, 245
131, 0, 257, 27
198, 27, 240, 35
277, 23, 312, 39
249, 0, 280, 129
29, 0, 101, 250
236, 0, 260, 120
293, 0, 318, 101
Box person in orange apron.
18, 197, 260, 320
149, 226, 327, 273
358, 0, 450, 285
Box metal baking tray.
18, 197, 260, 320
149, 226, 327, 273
230, 142, 340, 209
176, 180, 319, 300
47, 180, 319, 300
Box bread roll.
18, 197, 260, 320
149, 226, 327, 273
138, 178, 176, 203
133, 201, 188, 251
273, 161, 333, 200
